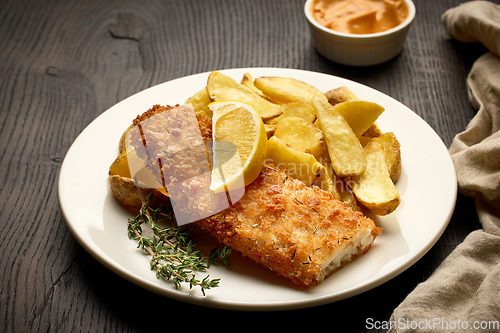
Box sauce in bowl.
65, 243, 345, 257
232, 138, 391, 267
311, 0, 409, 35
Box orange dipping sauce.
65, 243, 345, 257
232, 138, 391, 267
311, 0, 409, 35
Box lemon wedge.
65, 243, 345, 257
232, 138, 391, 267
209, 101, 267, 193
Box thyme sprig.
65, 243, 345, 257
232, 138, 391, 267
127, 194, 231, 295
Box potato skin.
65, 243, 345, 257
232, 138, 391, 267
383, 132, 402, 184
118, 124, 134, 154
347, 136, 401, 216
240, 73, 270, 101
108, 175, 170, 210
358, 194, 400, 216
324, 86, 359, 105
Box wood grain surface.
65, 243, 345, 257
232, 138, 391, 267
1, 0, 496, 332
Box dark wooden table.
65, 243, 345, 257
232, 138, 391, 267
1, 0, 497, 331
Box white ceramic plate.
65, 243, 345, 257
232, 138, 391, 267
58, 68, 457, 311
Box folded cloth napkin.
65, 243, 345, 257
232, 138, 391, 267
389, 2, 500, 332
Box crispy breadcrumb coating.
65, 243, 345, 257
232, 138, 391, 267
197, 164, 382, 287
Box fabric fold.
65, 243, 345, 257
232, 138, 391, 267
441, 0, 500, 55
389, 2, 500, 332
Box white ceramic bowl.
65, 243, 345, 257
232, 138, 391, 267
304, 0, 416, 66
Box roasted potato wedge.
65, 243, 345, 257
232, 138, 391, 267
312, 96, 366, 177
254, 76, 328, 106
266, 101, 316, 125
118, 123, 134, 154
108, 150, 169, 209
336, 179, 362, 212
358, 136, 373, 147
240, 73, 270, 101
333, 100, 384, 138
362, 122, 383, 137
316, 151, 360, 210
378, 132, 401, 183
324, 86, 383, 138
266, 136, 324, 187
317, 171, 341, 201
109, 150, 132, 178
185, 88, 212, 119
357, 132, 401, 182
273, 116, 325, 159
264, 124, 277, 139
109, 150, 163, 188
207, 71, 281, 119
315, 152, 341, 200
109, 175, 169, 210
324, 86, 359, 105
348, 136, 401, 215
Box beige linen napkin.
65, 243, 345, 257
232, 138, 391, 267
388, 2, 500, 332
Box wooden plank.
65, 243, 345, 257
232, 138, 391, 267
0, 0, 487, 331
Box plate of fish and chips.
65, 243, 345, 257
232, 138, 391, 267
58, 68, 457, 310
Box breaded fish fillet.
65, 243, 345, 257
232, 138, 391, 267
197, 164, 382, 287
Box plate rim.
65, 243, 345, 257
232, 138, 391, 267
58, 67, 457, 311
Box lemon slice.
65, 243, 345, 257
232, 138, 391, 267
209, 101, 267, 193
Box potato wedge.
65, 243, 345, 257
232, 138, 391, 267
273, 116, 325, 159
254, 76, 328, 105
266, 101, 316, 125
109, 175, 169, 210
316, 151, 361, 210
315, 152, 341, 200
312, 96, 366, 177
240, 73, 270, 100
118, 123, 134, 154
357, 132, 401, 182
185, 88, 212, 119
334, 100, 384, 138
109, 150, 132, 178
378, 132, 401, 183
336, 178, 362, 212
324, 86, 383, 138
318, 170, 341, 201
324, 86, 359, 105
266, 136, 324, 187
109, 149, 164, 188
108, 150, 169, 209
362, 122, 383, 137
348, 136, 401, 215
264, 124, 277, 139
358, 136, 373, 147
207, 71, 281, 119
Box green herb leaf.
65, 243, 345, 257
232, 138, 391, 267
127, 195, 230, 295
